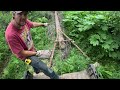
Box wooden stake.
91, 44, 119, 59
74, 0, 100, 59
59, 29, 89, 59
49, 38, 57, 68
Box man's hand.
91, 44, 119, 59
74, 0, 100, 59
43, 23, 49, 27
32, 22, 49, 27
36, 50, 52, 59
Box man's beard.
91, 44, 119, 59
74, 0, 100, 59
20, 21, 26, 26
15, 19, 26, 27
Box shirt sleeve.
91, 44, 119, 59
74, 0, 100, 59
7, 37, 24, 55
26, 19, 34, 28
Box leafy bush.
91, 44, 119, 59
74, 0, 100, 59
53, 48, 90, 75
0, 11, 12, 74
96, 60, 120, 79
0, 11, 12, 29
63, 11, 120, 60
31, 26, 52, 50
0, 55, 27, 79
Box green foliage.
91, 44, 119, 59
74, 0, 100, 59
96, 66, 112, 79
0, 55, 27, 79
28, 11, 52, 22
0, 11, 12, 74
96, 60, 120, 79
89, 34, 100, 46
53, 48, 90, 75
31, 26, 52, 50
0, 12, 12, 62
0, 11, 12, 29
30, 11, 53, 50
0, 30, 10, 62
37, 17, 48, 23
63, 11, 120, 60
0, 11, 11, 73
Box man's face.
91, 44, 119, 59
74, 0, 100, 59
13, 11, 28, 26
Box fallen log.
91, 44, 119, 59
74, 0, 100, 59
33, 70, 90, 79
55, 11, 66, 50
32, 62, 100, 79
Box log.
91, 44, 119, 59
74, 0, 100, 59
55, 11, 66, 49
32, 62, 100, 79
33, 70, 90, 79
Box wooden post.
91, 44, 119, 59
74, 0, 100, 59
49, 38, 57, 68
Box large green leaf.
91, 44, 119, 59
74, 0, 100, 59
95, 15, 105, 19
102, 43, 110, 50
109, 52, 117, 58
89, 34, 100, 46
101, 25, 108, 31
98, 31, 107, 40
89, 35, 100, 46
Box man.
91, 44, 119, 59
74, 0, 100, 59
5, 11, 59, 79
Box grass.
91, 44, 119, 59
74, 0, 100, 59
0, 55, 27, 79
52, 48, 90, 75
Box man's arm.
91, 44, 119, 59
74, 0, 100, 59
19, 50, 37, 57
32, 22, 48, 28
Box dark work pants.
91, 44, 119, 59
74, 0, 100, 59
27, 56, 59, 79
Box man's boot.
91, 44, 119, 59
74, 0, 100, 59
23, 71, 33, 79
49, 70, 59, 79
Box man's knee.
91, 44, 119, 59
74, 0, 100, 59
25, 55, 59, 79
27, 56, 48, 73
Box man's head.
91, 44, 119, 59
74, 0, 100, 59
12, 11, 28, 26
